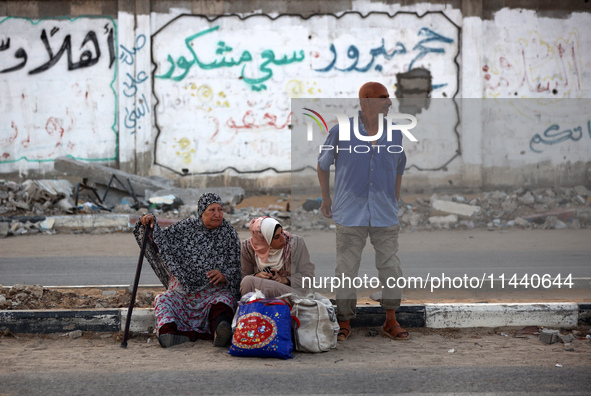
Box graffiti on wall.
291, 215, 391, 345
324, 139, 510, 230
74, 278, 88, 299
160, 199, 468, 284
156, 25, 306, 92
152, 12, 460, 175
483, 31, 583, 99
0, 17, 118, 167
120, 34, 150, 132
530, 120, 591, 153
482, 23, 590, 160
0, 24, 115, 74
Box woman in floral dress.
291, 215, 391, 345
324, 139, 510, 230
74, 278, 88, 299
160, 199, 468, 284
134, 192, 241, 348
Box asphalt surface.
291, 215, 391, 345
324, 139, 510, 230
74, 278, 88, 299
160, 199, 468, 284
1, 229, 590, 287
1, 366, 589, 395
2, 249, 590, 287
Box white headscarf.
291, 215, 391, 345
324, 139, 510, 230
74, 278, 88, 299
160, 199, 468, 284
256, 217, 284, 271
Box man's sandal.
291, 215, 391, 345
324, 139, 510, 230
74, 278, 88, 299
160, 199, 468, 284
381, 320, 410, 341
337, 322, 351, 341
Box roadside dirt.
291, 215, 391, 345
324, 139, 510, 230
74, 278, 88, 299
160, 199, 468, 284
1, 325, 590, 382
2, 284, 590, 311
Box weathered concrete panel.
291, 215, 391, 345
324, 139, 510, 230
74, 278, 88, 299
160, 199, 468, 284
6, 1, 38, 17
71, 0, 102, 16
0, 17, 118, 174
0, 309, 120, 334
120, 307, 154, 333
53, 156, 175, 197
425, 303, 579, 328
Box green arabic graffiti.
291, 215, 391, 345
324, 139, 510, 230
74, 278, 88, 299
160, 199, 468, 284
155, 25, 305, 91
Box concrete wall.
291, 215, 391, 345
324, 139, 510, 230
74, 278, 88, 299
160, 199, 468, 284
0, 0, 590, 192
0, 16, 118, 167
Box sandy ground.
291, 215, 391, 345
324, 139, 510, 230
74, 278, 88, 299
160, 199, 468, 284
0, 326, 590, 385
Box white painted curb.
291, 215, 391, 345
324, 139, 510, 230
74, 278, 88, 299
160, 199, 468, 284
425, 302, 579, 328
120, 308, 155, 333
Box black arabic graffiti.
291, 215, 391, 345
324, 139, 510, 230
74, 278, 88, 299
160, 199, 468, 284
0, 27, 115, 74
0, 37, 9, 51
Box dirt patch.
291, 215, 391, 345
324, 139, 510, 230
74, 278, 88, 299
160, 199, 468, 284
0, 284, 165, 310
2, 284, 590, 311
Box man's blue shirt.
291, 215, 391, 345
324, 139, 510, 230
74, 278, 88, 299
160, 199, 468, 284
318, 112, 407, 227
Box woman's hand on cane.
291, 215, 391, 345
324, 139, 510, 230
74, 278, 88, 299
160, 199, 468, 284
140, 213, 155, 228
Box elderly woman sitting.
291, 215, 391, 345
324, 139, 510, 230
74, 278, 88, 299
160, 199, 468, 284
134, 192, 241, 348
240, 216, 315, 298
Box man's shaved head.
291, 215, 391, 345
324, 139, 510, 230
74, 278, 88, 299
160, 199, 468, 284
359, 82, 389, 99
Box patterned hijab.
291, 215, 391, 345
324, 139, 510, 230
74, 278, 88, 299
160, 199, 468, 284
249, 216, 291, 271
134, 192, 241, 298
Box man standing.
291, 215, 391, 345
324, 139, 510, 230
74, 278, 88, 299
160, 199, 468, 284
317, 81, 409, 341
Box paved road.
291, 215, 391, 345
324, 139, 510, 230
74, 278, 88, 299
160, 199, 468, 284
1, 229, 589, 287
1, 366, 589, 395
2, 249, 590, 286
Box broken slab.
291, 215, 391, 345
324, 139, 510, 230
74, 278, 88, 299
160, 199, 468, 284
54, 157, 175, 200
54, 157, 244, 209
431, 199, 480, 218
539, 329, 560, 344
23, 179, 74, 202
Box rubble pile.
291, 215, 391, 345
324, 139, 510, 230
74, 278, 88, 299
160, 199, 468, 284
0, 179, 75, 215
287, 185, 591, 232
0, 179, 79, 236
0, 284, 156, 310
1, 177, 590, 236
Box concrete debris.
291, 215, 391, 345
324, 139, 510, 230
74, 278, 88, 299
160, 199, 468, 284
24, 179, 74, 202
3, 284, 45, 308
0, 294, 8, 309
428, 214, 459, 227
543, 216, 567, 230
569, 219, 581, 230
452, 194, 466, 203
573, 185, 590, 197
558, 333, 575, 344
67, 330, 83, 339
489, 191, 508, 201
517, 191, 535, 205
54, 157, 175, 208
401, 212, 422, 227
501, 200, 518, 213
431, 200, 480, 218
1, 177, 591, 235
539, 329, 560, 344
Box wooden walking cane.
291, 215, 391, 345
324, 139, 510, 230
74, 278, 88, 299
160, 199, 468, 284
121, 224, 152, 348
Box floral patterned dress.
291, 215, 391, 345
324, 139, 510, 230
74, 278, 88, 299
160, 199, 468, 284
134, 193, 241, 337
154, 275, 236, 336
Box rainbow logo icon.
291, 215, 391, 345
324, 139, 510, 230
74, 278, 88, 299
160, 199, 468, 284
302, 108, 329, 136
